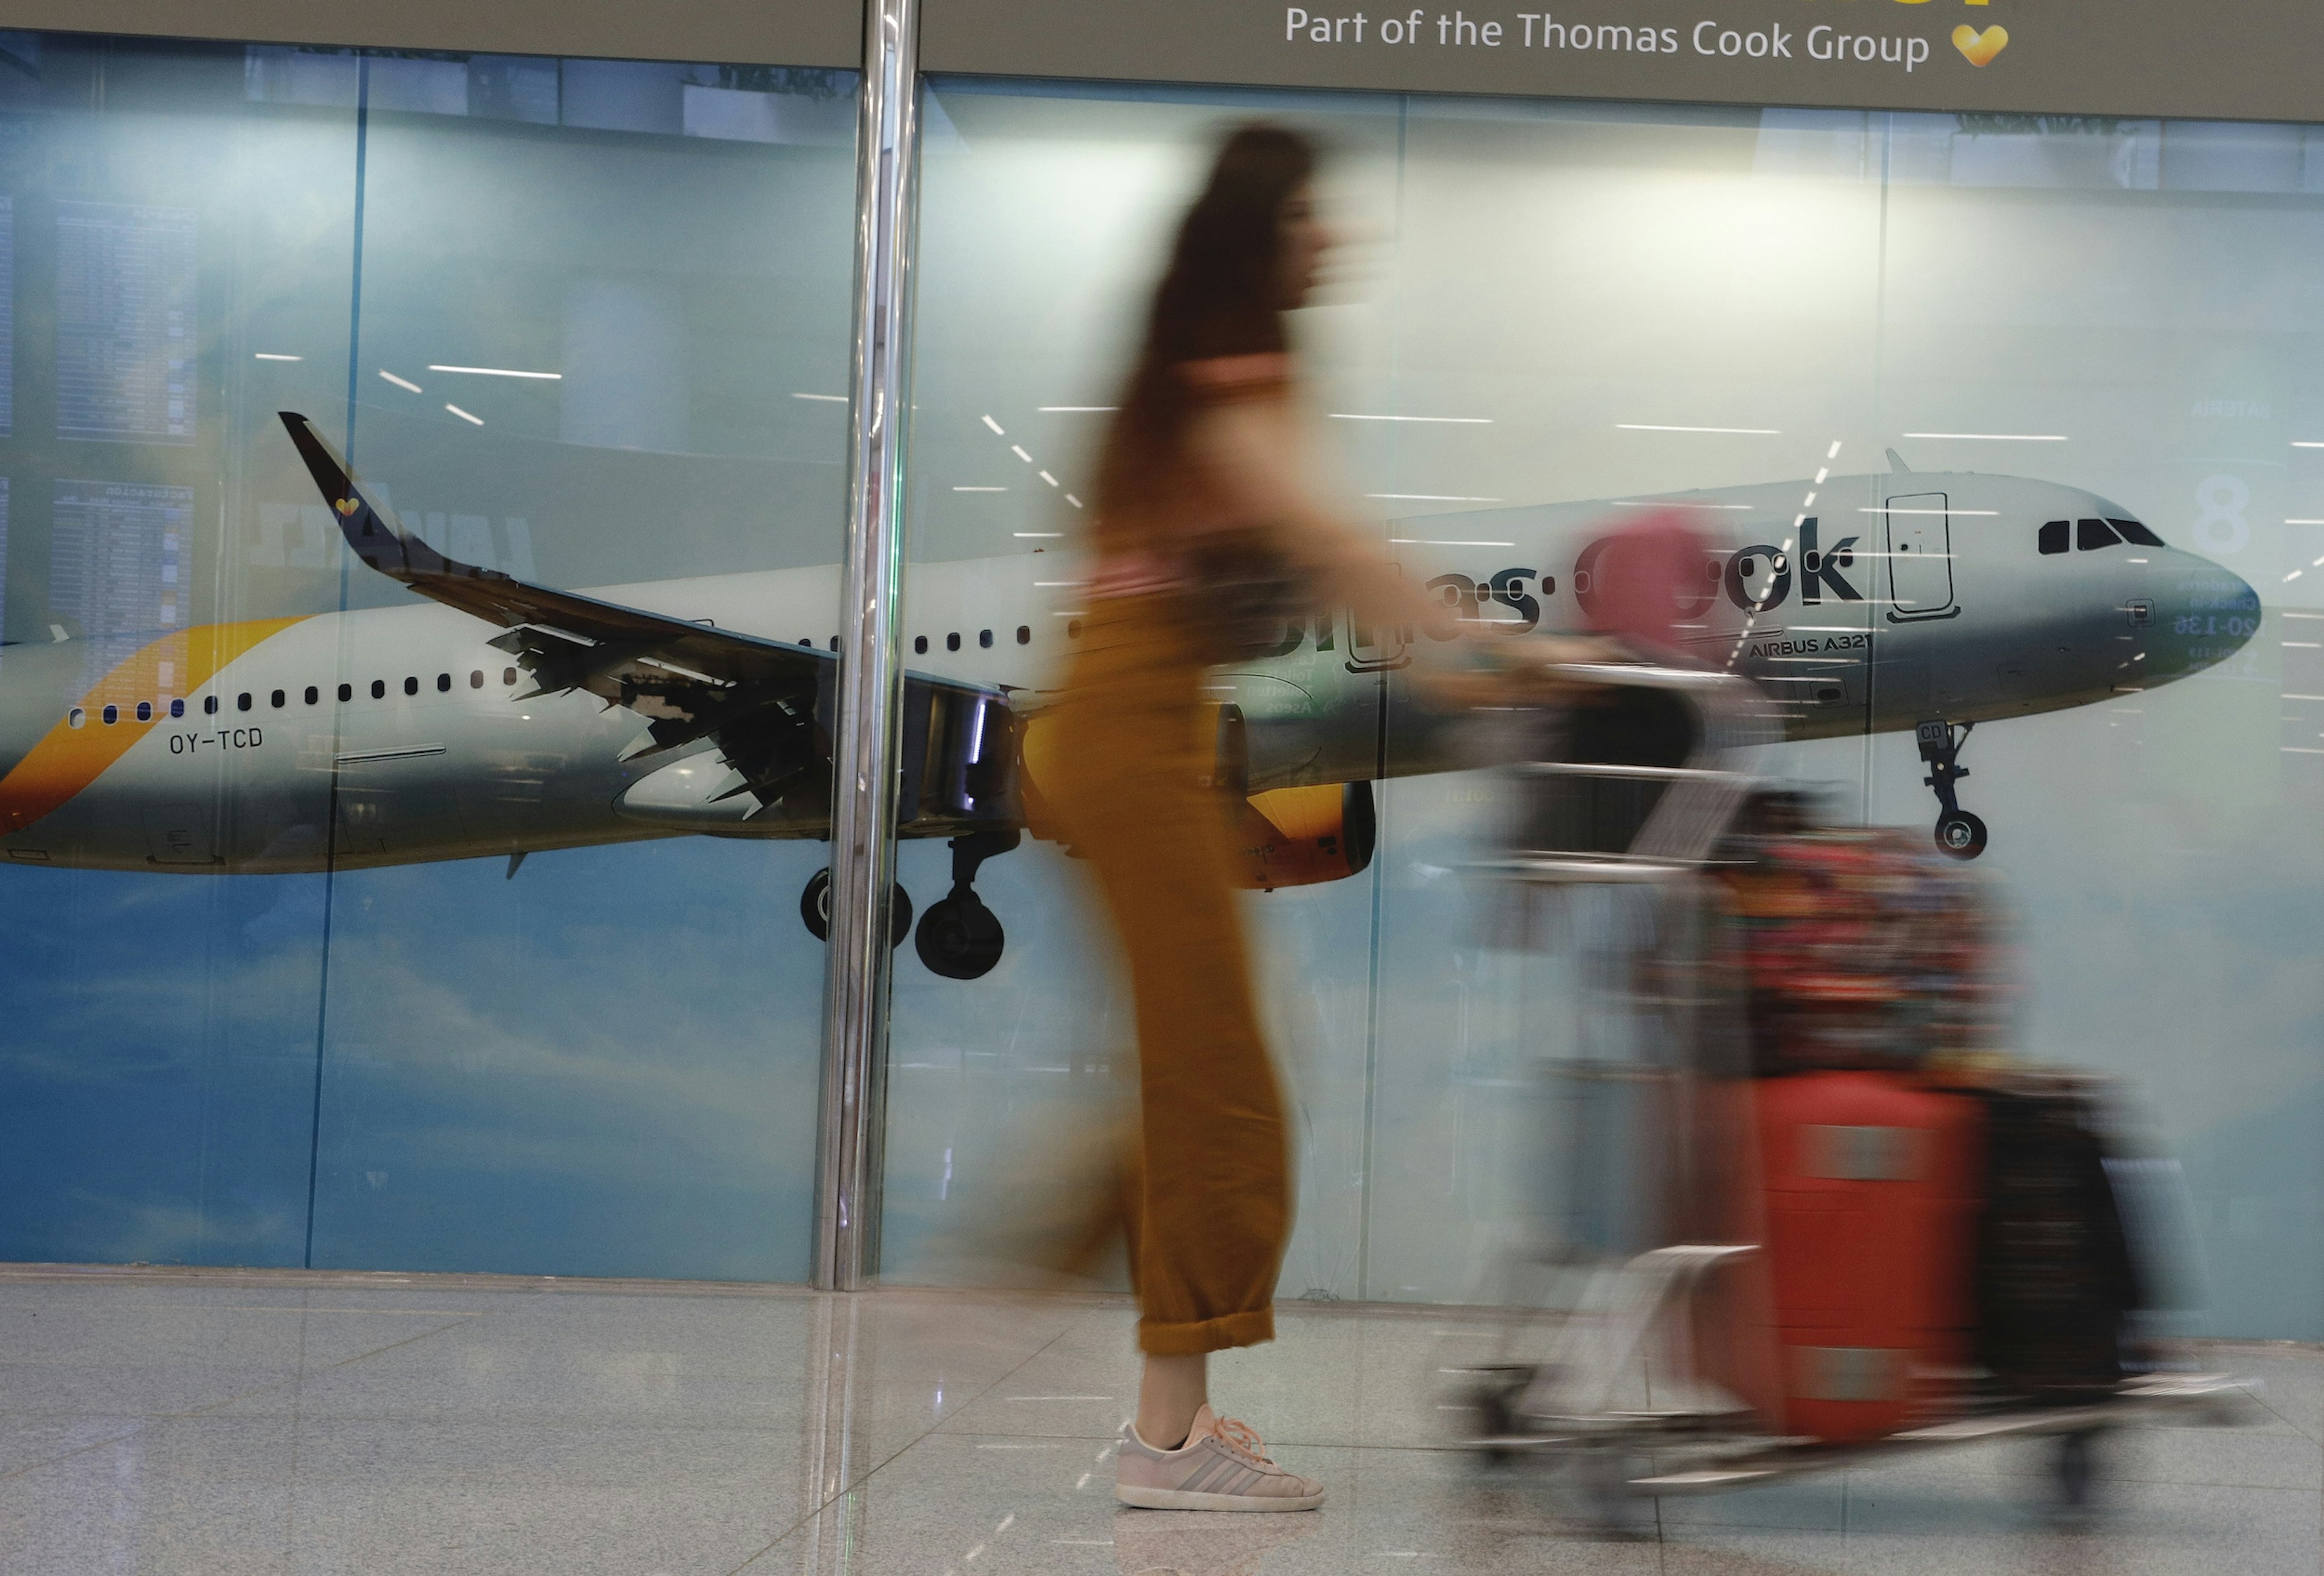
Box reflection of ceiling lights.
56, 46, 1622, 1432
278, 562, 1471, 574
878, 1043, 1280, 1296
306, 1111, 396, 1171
978, 413, 1083, 514
1332, 412, 1491, 424
428, 364, 561, 380
445, 404, 484, 426
1039, 405, 1115, 413
792, 392, 846, 403
1617, 424, 1777, 435
254, 352, 301, 362
2294, 441, 2324, 449
1368, 493, 1502, 502
1389, 537, 1515, 547
379, 369, 423, 393
1901, 431, 2064, 441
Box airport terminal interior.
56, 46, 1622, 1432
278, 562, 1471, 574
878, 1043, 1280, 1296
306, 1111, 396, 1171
1, 16, 2322, 1575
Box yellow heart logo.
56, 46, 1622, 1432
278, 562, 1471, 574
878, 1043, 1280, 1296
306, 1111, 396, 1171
1953, 24, 2008, 66
335, 497, 360, 516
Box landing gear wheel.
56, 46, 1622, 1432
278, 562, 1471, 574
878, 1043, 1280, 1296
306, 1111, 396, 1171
1933, 810, 1988, 860
798, 868, 912, 948
914, 893, 1005, 980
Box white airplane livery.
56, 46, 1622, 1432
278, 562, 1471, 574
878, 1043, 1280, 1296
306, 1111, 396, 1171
0, 417, 2259, 978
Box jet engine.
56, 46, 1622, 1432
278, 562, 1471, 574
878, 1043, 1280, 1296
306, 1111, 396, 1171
1017, 702, 1376, 891
1230, 780, 1377, 891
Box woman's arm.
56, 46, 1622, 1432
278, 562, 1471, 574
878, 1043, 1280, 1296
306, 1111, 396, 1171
1186, 393, 1621, 698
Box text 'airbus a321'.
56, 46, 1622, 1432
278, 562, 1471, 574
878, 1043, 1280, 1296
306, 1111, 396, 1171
0, 418, 2259, 979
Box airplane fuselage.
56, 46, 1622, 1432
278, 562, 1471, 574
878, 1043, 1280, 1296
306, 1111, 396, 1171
0, 468, 2257, 875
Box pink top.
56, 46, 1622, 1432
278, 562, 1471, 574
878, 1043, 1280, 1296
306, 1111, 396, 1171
1088, 353, 1292, 603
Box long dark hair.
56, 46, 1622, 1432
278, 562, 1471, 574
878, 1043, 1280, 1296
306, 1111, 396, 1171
1093, 123, 1318, 531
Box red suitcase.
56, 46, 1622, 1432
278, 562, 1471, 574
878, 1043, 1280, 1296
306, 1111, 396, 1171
1756, 1071, 1983, 1442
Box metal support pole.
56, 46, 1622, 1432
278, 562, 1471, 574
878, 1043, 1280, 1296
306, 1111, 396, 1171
816, 0, 919, 1292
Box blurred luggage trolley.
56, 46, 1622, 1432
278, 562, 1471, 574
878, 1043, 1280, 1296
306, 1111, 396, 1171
1459, 658, 2251, 1525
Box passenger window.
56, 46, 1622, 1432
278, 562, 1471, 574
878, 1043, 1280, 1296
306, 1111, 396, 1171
271, 689, 286, 708
2109, 517, 2164, 547
403, 676, 418, 695
469, 670, 483, 689
978, 629, 993, 648
1016, 625, 1031, 645
304, 686, 319, 705
436, 673, 450, 692
504, 668, 518, 686
2078, 517, 2120, 550
237, 692, 252, 711
136, 701, 151, 722
914, 635, 928, 654
338, 683, 352, 703
102, 704, 117, 724
203, 695, 219, 715
370, 680, 386, 699
2038, 520, 2069, 555
67, 707, 84, 729
946, 632, 961, 652
1068, 619, 1083, 639
829, 637, 839, 652
168, 699, 184, 719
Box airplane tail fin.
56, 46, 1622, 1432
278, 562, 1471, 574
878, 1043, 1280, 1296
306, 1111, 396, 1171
278, 411, 504, 586
1886, 447, 1912, 474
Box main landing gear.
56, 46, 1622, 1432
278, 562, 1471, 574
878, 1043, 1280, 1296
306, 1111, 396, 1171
1916, 719, 1988, 861
799, 867, 913, 949
914, 829, 1019, 981
797, 827, 1019, 980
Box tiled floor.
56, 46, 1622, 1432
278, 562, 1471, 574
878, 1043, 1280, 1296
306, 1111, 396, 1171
0, 1266, 2315, 1575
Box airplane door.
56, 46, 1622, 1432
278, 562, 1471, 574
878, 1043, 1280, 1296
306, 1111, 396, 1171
1344, 610, 1411, 673
142, 803, 218, 865
1883, 492, 1957, 620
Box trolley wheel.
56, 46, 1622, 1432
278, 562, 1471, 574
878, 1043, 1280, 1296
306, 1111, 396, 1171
1459, 1367, 1531, 1465
1933, 810, 1989, 860
2054, 1427, 2104, 1511
1565, 1448, 1655, 1538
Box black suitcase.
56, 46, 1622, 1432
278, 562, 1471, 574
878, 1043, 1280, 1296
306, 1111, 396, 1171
1971, 1085, 2146, 1396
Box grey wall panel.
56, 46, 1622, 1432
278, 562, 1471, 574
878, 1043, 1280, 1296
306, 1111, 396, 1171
0, 0, 862, 68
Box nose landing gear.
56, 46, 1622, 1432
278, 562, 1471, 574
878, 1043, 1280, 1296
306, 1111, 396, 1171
1917, 719, 1988, 860
914, 828, 1019, 980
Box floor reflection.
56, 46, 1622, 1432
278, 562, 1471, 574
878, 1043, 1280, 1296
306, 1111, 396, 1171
0, 1267, 2313, 1575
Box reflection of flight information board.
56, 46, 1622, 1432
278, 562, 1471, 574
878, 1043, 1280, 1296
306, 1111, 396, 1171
51, 482, 189, 655
56, 202, 195, 445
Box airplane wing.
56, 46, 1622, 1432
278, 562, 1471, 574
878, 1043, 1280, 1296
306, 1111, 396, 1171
278, 412, 1014, 830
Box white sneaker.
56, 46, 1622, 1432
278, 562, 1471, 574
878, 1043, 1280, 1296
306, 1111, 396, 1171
1115, 1405, 1325, 1512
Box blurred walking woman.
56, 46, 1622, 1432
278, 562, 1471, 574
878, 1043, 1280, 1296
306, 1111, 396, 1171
1049, 123, 1458, 1512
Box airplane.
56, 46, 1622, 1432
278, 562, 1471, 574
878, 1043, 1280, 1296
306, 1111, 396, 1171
0, 418, 2259, 980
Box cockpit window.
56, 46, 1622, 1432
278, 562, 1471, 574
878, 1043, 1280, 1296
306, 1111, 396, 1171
2109, 517, 2164, 547
2077, 517, 2121, 551
2038, 520, 2069, 555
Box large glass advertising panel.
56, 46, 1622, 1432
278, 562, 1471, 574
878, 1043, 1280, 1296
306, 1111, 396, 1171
0, 36, 860, 1282
885, 85, 2313, 1341
0, 34, 358, 1267
280, 54, 861, 1282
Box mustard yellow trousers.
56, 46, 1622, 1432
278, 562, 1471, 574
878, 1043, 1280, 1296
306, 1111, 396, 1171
1045, 594, 1290, 1356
